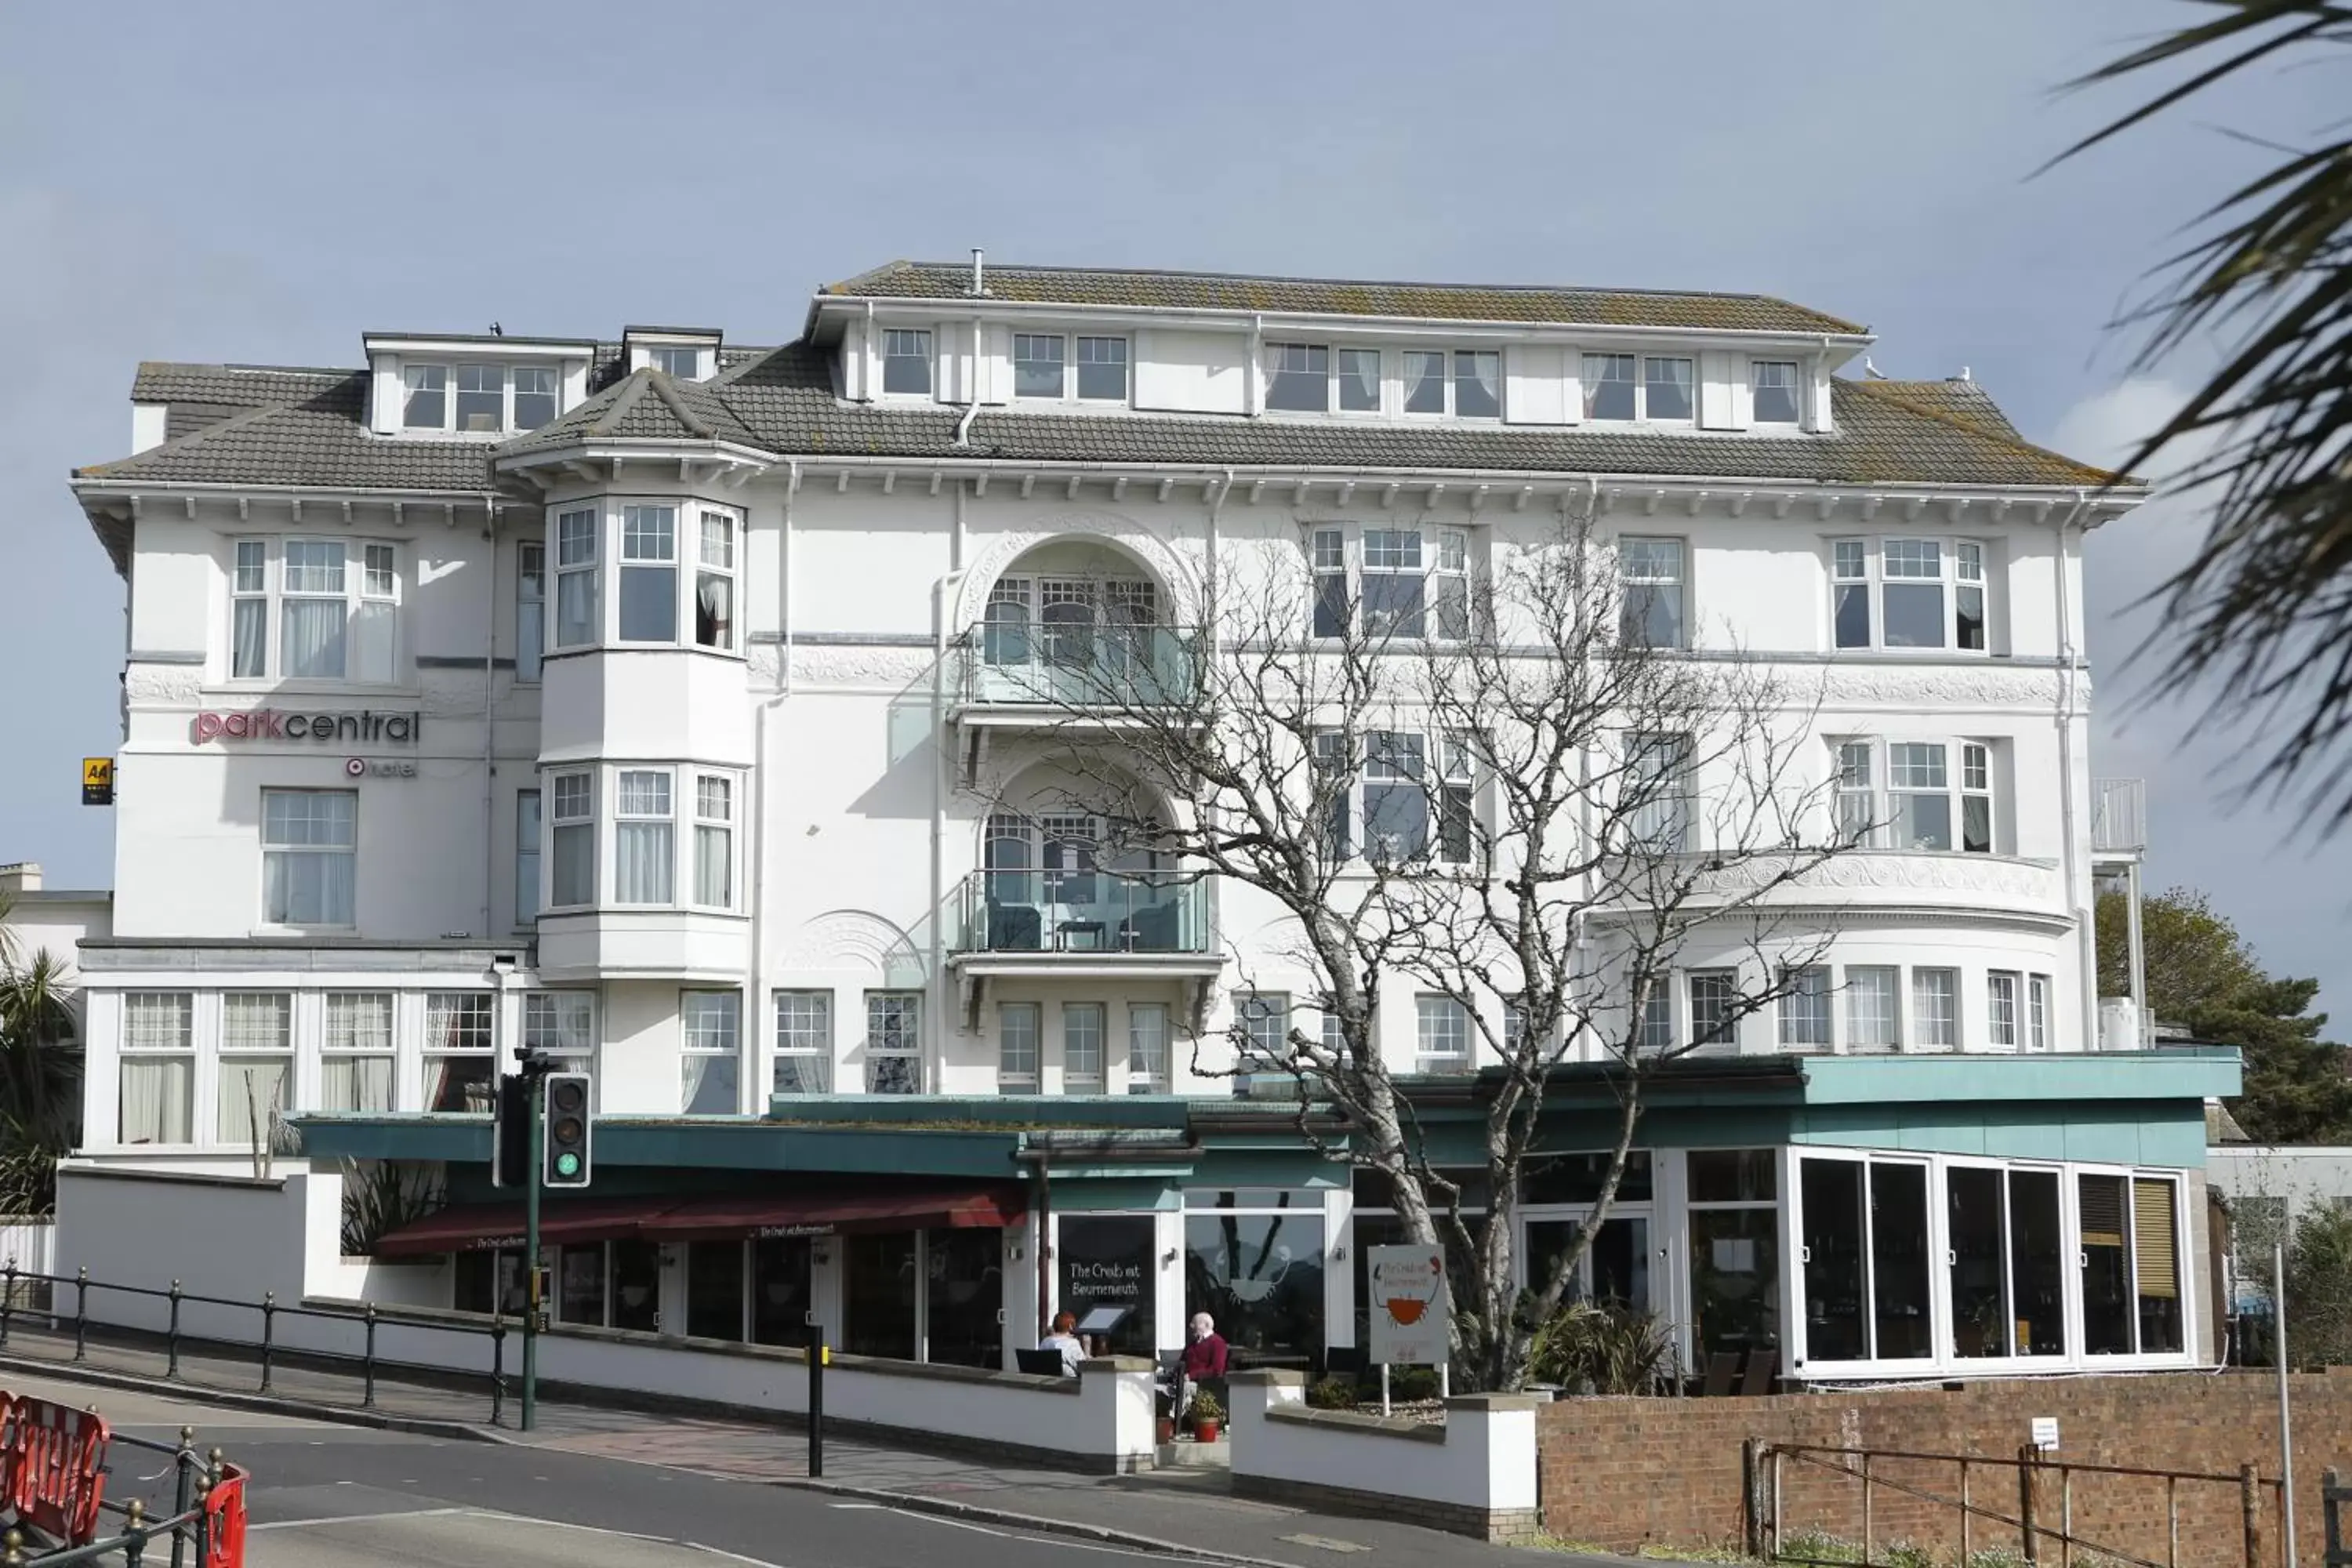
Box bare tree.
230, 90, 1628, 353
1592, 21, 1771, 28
973, 498, 1850, 1388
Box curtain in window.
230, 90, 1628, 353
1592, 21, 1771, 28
281, 599, 346, 678
681, 1052, 739, 1115
695, 823, 730, 906
232, 600, 267, 677
349, 599, 396, 682
265, 846, 354, 925
322, 1054, 395, 1112
557, 572, 597, 647
695, 572, 733, 649
1345, 353, 1380, 407
615, 822, 673, 903
218, 1058, 290, 1145
1471, 353, 1501, 403
120, 1058, 193, 1144
1403, 353, 1440, 408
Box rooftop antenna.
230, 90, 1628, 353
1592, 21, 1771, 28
969, 248, 986, 296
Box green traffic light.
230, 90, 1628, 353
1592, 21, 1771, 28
554, 1152, 581, 1178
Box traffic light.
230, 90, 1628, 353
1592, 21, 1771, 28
543, 1072, 592, 1189
491, 1074, 529, 1189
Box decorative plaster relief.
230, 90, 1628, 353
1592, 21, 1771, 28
122, 667, 206, 705
1812, 665, 2066, 709
788, 644, 938, 689
1690, 851, 2063, 904
782, 909, 927, 985
954, 510, 1202, 630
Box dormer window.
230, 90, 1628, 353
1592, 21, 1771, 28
1012, 334, 1130, 403
1752, 361, 1801, 423
1266, 343, 1329, 411
400, 361, 561, 434
883, 329, 933, 396
652, 346, 702, 379
1582, 354, 1694, 423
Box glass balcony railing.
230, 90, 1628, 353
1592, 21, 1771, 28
950, 869, 1214, 956
961, 623, 1198, 710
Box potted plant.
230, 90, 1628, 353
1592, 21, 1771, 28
1190, 1389, 1225, 1443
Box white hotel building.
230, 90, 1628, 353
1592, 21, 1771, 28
51, 259, 2230, 1384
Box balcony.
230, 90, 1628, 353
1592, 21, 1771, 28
2090, 778, 2146, 866
945, 869, 1224, 1027
953, 624, 1198, 728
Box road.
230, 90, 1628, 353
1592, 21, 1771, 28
5, 1371, 1211, 1568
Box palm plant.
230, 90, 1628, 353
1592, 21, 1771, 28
2057, 4, 2352, 823
0, 896, 82, 1216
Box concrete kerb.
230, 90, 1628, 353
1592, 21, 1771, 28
765, 1475, 1295, 1568
0, 1351, 506, 1445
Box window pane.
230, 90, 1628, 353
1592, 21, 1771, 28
1360, 572, 1423, 638
1846, 967, 1897, 1048
1799, 1159, 1866, 1360
1883, 583, 1947, 648
1453, 350, 1501, 418
1948, 1167, 2009, 1357
513, 365, 557, 428
1688, 1149, 1777, 1202
557, 510, 599, 567
1911, 968, 1958, 1049
2009, 1170, 2066, 1356
1075, 336, 1127, 401
999, 1002, 1039, 1086
652, 345, 701, 379
686, 1240, 745, 1341
401, 365, 446, 428
281, 597, 346, 678
1689, 971, 1737, 1045
1690, 1208, 1778, 1364
1064, 1001, 1104, 1086
681, 993, 740, 1115
1987, 972, 2018, 1047
615, 822, 673, 903
119, 1058, 193, 1144
750, 1236, 813, 1347
1643, 357, 1693, 419
1414, 995, 1470, 1069
1582, 354, 1636, 419
882, 328, 931, 395
1871, 1163, 1932, 1358
1013, 333, 1065, 397
775, 991, 833, 1094
2134, 1178, 2183, 1352
1185, 1210, 1325, 1368
516, 791, 542, 924
1127, 1004, 1169, 1091
1778, 967, 1831, 1047
455, 363, 503, 431
1403, 350, 1446, 414
1265, 343, 1328, 411
1335, 348, 1381, 411
2079, 1174, 2134, 1353
1835, 582, 1874, 648
1752, 361, 1800, 423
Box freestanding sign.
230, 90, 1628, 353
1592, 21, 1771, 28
1367, 1243, 1450, 1367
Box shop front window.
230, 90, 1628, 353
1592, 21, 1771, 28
1871, 1163, 1932, 1359
1525, 1216, 1650, 1312
2009, 1171, 2066, 1357
2079, 1174, 2132, 1355
612, 1241, 661, 1333
927, 1229, 1004, 1369
1799, 1160, 1866, 1360
2135, 1178, 2183, 1354
1185, 1199, 1326, 1370
845, 1230, 918, 1360
1688, 1149, 1779, 1365
1947, 1166, 2009, 1357
686, 1240, 745, 1341
1058, 1216, 1156, 1359
751, 1236, 814, 1348
559, 1243, 607, 1326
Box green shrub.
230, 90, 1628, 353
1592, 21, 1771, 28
1305, 1375, 1359, 1410
1388, 1366, 1441, 1402
1525, 1301, 1675, 1395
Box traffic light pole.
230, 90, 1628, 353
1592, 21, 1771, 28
523, 1069, 543, 1433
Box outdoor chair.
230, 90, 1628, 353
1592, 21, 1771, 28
1015, 1348, 1071, 1377
986, 902, 1043, 951
1738, 1347, 1777, 1396
1701, 1351, 1741, 1397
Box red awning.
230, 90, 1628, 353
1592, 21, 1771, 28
639, 1184, 1026, 1242
370, 1196, 666, 1257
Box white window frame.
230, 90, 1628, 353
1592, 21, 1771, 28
1912, 967, 1960, 1051
1306, 524, 1470, 643
515, 789, 541, 929
517, 540, 546, 682
880, 328, 933, 397
401, 361, 563, 435
1751, 360, 1802, 424
1779, 965, 1831, 1049
1625, 732, 1694, 855
1414, 994, 1472, 1073
1689, 969, 1739, 1047
423, 993, 496, 1114
1618, 536, 1688, 650
865, 992, 922, 1093
1128, 1003, 1170, 1094
694, 510, 736, 652
681, 990, 743, 1115
650, 344, 703, 379
1831, 537, 1989, 654
999, 1000, 1041, 1091
544, 763, 745, 915
321, 993, 396, 1113
217, 993, 292, 1147
2027, 975, 2053, 1052
617, 504, 681, 646
1579, 353, 1694, 423
1987, 971, 2020, 1051
226, 538, 402, 684
773, 990, 833, 1095
119, 993, 194, 1146
613, 768, 675, 906
692, 773, 735, 909
546, 500, 750, 655
1062, 1001, 1106, 1091
524, 990, 596, 1074
1233, 990, 1289, 1083
1835, 739, 1998, 854
1845, 965, 1900, 1051
260, 788, 358, 930
553, 509, 599, 651
1635, 982, 1674, 1054
547, 771, 595, 909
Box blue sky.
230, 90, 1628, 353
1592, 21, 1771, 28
2, 1, 2344, 1021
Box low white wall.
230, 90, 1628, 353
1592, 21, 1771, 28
1228, 1370, 1538, 1525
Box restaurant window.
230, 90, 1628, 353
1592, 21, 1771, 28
1871, 1163, 1932, 1359
1688, 1149, 1779, 1365
1185, 1192, 1326, 1370
2080, 1174, 2133, 1355
685, 1240, 746, 1341
751, 1236, 814, 1347
1798, 1156, 1933, 1364
321, 993, 394, 1112
559, 1244, 607, 1327
844, 1230, 918, 1360
119, 993, 194, 1145
1524, 1151, 1653, 1206
424, 993, 495, 1113
1059, 1216, 1156, 1359
612, 1240, 660, 1333
2009, 1169, 2067, 1356
927, 1229, 1003, 1369
1525, 1214, 1651, 1314
1798, 1158, 1866, 1360
217, 992, 292, 1147
1947, 1166, 2009, 1357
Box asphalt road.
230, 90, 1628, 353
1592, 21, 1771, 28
5, 1371, 1205, 1568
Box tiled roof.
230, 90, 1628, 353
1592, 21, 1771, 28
824, 260, 1867, 336
129, 362, 350, 407
78, 343, 2123, 493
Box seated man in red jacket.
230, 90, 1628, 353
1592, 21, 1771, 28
1178, 1311, 1228, 1428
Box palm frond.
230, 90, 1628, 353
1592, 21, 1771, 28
2060, 2, 2352, 824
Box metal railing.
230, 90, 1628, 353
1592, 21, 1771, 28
1744, 1439, 2288, 1568
950, 869, 1214, 956
0, 1405, 247, 1567
960, 623, 1198, 710
0, 1263, 510, 1428
2092, 777, 2147, 855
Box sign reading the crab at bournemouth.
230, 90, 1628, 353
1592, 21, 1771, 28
1367, 1243, 1450, 1367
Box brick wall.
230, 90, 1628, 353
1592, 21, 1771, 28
1539, 1371, 2352, 1564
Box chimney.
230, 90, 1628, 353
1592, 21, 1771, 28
969, 248, 986, 296
0, 862, 43, 893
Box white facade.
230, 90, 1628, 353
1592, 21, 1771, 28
61, 263, 2143, 1160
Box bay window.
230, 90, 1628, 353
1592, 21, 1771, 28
545, 501, 748, 653
774, 991, 833, 1094
119, 993, 194, 1145
321, 993, 394, 1112
681, 991, 742, 1114
694, 774, 734, 907
548, 771, 594, 908
423, 993, 495, 1113
262, 789, 357, 927
539, 763, 742, 913
217, 992, 292, 1146
227, 539, 399, 683
614, 770, 674, 905
1832, 538, 1987, 652
1834, 739, 1996, 853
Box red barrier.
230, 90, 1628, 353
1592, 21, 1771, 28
204, 1463, 249, 1568
0, 1389, 111, 1544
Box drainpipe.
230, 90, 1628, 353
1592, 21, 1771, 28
2050, 488, 2095, 1051
1018, 1142, 1052, 1338
749, 460, 798, 1107
482, 493, 500, 942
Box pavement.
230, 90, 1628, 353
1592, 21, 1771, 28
0, 1323, 1693, 1568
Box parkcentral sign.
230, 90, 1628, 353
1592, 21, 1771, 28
192, 710, 422, 745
